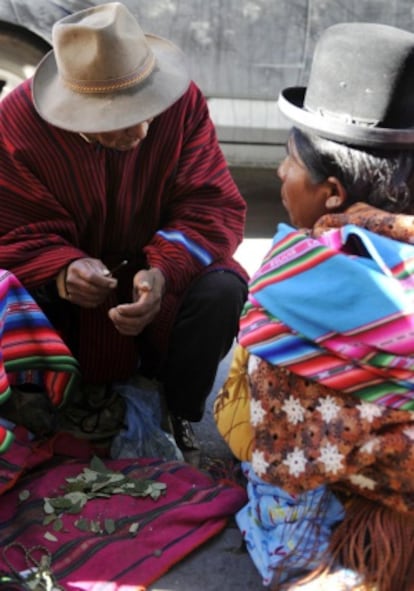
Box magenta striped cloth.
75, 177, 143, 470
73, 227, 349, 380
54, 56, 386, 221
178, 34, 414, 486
0, 453, 247, 590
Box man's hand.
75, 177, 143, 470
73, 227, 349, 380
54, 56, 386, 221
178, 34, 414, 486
56, 257, 117, 307
108, 267, 166, 336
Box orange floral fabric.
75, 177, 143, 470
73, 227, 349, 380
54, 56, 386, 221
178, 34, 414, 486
249, 356, 414, 515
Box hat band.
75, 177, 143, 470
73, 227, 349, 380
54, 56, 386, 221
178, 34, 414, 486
278, 88, 414, 148
61, 53, 156, 94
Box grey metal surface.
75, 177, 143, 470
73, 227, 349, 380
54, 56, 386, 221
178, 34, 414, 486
1, 0, 414, 100
148, 348, 263, 591
2, 0, 414, 166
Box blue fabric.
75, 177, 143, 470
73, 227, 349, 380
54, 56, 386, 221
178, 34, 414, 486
254, 223, 414, 340
110, 379, 183, 461
236, 463, 344, 586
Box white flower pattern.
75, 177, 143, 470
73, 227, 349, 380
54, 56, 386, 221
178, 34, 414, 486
250, 399, 266, 427
248, 354, 261, 372
360, 437, 380, 454
319, 442, 344, 474
316, 396, 340, 422
252, 449, 270, 477
282, 447, 307, 477
403, 426, 414, 440
356, 402, 384, 423
246, 355, 413, 514
281, 395, 305, 424
349, 474, 377, 490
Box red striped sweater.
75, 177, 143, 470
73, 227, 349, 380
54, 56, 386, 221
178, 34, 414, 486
0, 80, 248, 382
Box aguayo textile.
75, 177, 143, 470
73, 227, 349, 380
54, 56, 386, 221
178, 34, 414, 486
0, 270, 79, 454
0, 80, 247, 383
0, 452, 247, 591
240, 222, 414, 409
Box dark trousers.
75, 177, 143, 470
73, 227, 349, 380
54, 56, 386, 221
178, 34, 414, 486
32, 269, 247, 420
161, 270, 247, 422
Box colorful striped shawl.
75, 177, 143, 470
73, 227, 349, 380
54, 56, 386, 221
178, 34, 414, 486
239, 223, 414, 410
0, 270, 79, 452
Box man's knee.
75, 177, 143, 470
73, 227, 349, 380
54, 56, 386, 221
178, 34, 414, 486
189, 270, 247, 312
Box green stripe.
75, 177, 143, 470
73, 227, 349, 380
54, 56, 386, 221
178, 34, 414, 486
4, 355, 80, 372
356, 382, 414, 410
250, 245, 327, 290
0, 429, 14, 454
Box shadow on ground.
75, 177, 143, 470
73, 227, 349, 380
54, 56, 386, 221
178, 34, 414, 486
148, 167, 282, 590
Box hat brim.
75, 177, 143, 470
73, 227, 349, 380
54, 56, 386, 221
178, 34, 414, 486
279, 87, 414, 148
32, 34, 191, 133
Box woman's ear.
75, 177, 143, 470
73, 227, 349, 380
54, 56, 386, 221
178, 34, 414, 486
324, 176, 347, 210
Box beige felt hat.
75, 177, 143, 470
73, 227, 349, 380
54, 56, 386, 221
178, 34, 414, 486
32, 2, 191, 133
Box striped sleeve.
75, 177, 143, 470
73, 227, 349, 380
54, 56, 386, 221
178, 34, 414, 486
143, 83, 247, 293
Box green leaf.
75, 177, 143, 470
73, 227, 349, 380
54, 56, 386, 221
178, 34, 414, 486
53, 518, 64, 532
43, 499, 56, 515
18, 489, 30, 502
151, 482, 167, 491
44, 532, 58, 542
67, 500, 85, 515
129, 522, 139, 536
80, 468, 100, 483
90, 520, 102, 534
90, 456, 110, 474
74, 518, 89, 531
104, 519, 116, 534
48, 496, 74, 511
64, 491, 89, 507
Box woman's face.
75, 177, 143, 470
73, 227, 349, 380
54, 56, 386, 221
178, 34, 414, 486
277, 136, 332, 229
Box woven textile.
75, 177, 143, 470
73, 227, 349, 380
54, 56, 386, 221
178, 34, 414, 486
0, 270, 79, 453
240, 222, 414, 410
0, 451, 247, 590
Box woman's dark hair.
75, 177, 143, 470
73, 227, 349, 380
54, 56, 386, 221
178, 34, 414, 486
291, 127, 414, 213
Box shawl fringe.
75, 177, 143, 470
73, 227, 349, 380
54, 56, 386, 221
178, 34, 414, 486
328, 495, 414, 591
284, 495, 414, 591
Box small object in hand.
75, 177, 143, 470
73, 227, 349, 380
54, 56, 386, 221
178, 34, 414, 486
133, 279, 152, 302
103, 259, 128, 277
138, 280, 152, 292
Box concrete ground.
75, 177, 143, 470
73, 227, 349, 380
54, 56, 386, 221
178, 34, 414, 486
148, 350, 263, 591
148, 168, 287, 591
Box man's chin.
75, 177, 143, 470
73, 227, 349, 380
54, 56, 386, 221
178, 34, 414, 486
114, 144, 138, 151
100, 141, 140, 151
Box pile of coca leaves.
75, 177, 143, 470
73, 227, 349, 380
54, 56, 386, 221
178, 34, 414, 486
23, 456, 167, 539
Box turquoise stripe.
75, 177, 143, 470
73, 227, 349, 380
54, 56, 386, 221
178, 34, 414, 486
157, 230, 213, 265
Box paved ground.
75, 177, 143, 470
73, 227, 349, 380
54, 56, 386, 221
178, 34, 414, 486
148, 168, 286, 591
148, 350, 264, 591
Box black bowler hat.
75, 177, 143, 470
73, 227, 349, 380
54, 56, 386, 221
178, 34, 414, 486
278, 22, 414, 148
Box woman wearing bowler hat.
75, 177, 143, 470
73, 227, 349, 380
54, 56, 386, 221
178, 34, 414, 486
215, 22, 414, 590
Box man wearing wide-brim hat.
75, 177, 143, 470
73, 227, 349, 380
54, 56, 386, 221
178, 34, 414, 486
0, 2, 248, 456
